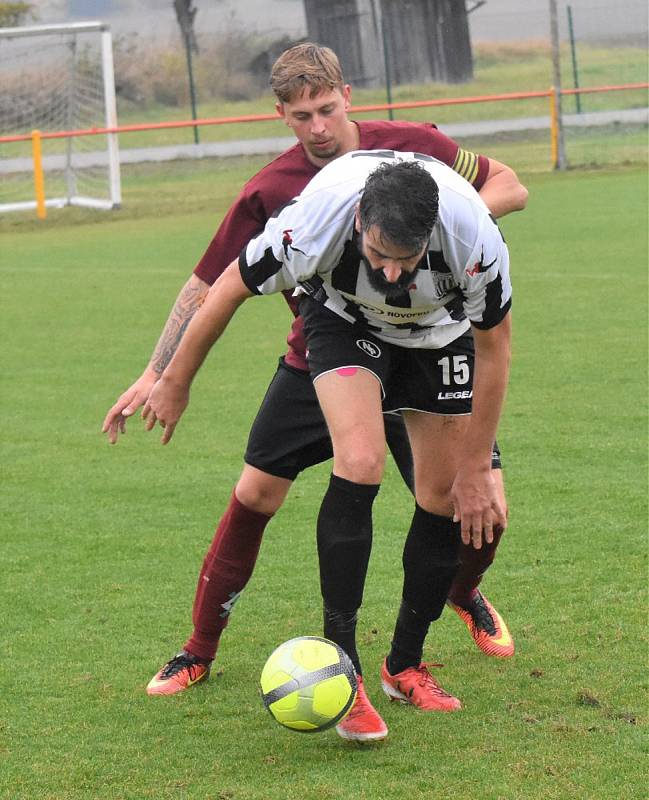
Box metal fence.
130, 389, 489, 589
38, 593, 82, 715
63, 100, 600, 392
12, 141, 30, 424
2, 0, 647, 215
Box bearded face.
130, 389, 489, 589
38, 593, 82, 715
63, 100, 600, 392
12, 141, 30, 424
357, 230, 423, 298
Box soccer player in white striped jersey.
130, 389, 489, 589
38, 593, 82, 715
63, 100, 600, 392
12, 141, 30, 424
106, 45, 523, 708
143, 151, 512, 741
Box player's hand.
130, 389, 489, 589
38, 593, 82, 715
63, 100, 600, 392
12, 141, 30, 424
142, 375, 189, 445
102, 370, 158, 444
451, 466, 507, 550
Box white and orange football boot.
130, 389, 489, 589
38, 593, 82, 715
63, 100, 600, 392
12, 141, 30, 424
146, 651, 211, 696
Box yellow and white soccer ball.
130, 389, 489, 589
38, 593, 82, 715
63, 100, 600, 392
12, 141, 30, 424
260, 636, 357, 732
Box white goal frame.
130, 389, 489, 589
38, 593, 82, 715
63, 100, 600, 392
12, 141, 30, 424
0, 21, 121, 213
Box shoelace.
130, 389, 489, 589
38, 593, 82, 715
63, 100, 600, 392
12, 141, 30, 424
416, 663, 452, 697
346, 685, 369, 719
468, 593, 497, 635
160, 653, 201, 679
346, 703, 364, 720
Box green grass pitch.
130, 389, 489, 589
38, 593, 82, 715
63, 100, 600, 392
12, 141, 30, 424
0, 164, 647, 799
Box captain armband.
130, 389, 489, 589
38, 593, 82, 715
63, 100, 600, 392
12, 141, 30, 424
452, 148, 480, 185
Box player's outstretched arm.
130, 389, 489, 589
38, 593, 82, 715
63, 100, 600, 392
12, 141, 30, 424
143, 262, 253, 445
479, 159, 528, 219
101, 274, 210, 444
451, 313, 512, 548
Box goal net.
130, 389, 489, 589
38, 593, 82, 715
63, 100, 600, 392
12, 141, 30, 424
0, 22, 121, 214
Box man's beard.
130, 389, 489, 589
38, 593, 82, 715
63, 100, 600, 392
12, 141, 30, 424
361, 255, 417, 298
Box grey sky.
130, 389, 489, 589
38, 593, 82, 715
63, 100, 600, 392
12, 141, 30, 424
34, 0, 648, 44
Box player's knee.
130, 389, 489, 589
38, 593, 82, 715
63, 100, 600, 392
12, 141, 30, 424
235, 469, 291, 515
334, 447, 385, 484
414, 485, 453, 517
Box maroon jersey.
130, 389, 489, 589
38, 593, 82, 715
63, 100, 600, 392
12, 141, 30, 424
194, 119, 489, 370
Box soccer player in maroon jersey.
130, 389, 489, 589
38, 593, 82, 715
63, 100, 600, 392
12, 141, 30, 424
102, 44, 527, 722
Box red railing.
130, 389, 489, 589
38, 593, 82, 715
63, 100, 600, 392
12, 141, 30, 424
1, 83, 647, 144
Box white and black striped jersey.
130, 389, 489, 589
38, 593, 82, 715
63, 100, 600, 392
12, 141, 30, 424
239, 150, 511, 350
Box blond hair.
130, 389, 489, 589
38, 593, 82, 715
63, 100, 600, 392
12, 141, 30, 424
270, 42, 345, 103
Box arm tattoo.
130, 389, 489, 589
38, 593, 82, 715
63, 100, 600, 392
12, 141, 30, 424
150, 280, 207, 374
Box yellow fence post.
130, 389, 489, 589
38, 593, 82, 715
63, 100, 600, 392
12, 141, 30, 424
31, 129, 47, 219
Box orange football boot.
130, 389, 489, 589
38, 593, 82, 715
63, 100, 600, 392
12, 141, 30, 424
146, 651, 210, 696
335, 676, 388, 742
381, 659, 461, 712
447, 590, 515, 658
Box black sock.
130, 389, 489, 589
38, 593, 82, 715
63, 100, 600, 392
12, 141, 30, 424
317, 474, 379, 676
324, 607, 362, 676
387, 601, 430, 675
387, 505, 461, 673
317, 474, 379, 610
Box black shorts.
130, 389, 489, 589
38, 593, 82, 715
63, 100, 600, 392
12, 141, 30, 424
244, 359, 415, 482
301, 296, 474, 416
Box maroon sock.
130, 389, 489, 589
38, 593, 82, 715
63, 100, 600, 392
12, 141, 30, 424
447, 525, 504, 606
183, 491, 271, 662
